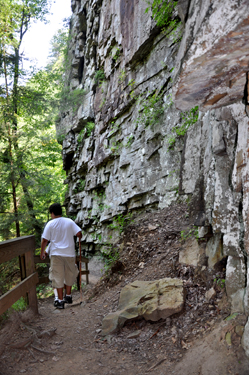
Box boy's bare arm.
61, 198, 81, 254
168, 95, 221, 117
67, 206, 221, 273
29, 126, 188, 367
40, 238, 49, 260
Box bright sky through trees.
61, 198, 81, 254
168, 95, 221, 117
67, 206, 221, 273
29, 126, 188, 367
21, 0, 71, 69
0, 0, 72, 242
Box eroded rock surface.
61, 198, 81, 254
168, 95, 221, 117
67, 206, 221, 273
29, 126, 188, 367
58, 0, 249, 353
174, 0, 249, 111
102, 278, 184, 335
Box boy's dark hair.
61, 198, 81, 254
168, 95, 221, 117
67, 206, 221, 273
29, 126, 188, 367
49, 203, 62, 216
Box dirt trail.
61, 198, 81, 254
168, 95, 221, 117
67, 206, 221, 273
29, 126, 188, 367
1, 288, 249, 375
1, 204, 249, 375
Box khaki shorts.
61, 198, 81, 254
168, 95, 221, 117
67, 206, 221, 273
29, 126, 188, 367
49, 256, 79, 288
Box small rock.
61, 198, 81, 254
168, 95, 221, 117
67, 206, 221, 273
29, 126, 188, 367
106, 335, 112, 344
52, 356, 59, 362
205, 287, 216, 301
20, 370, 26, 373
166, 318, 171, 326
127, 330, 141, 339
53, 309, 62, 314
139, 262, 145, 268
96, 329, 102, 334
148, 224, 157, 231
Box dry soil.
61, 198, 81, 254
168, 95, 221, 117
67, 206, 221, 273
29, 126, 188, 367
1, 204, 249, 375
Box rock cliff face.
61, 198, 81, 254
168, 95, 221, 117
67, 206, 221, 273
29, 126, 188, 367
57, 0, 249, 327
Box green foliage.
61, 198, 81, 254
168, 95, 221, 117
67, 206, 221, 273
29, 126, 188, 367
99, 97, 106, 110
108, 212, 134, 234
92, 190, 108, 213
94, 70, 106, 86
125, 134, 134, 148
0, 0, 51, 53
110, 140, 123, 155
86, 121, 95, 137
73, 179, 86, 194
145, 0, 178, 30
109, 118, 120, 136
168, 169, 179, 177
137, 90, 165, 128
128, 79, 136, 86
60, 87, 86, 114
181, 106, 199, 129
214, 278, 226, 289
68, 214, 76, 221
0, 258, 20, 295
57, 134, 66, 144
128, 79, 137, 100
167, 106, 199, 149
78, 129, 85, 144
118, 70, 126, 84
77, 122, 95, 145
225, 313, 238, 321
36, 281, 79, 299
103, 249, 120, 273
112, 47, 121, 62
0, 1, 67, 242
79, 179, 86, 191
36, 284, 54, 299
180, 226, 199, 242
11, 297, 27, 311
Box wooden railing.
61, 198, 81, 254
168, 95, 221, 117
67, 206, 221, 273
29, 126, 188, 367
0, 236, 38, 316
0, 236, 89, 316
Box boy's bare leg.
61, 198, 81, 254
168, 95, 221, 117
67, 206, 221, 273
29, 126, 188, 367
57, 288, 64, 300
57, 286, 71, 300
66, 285, 72, 295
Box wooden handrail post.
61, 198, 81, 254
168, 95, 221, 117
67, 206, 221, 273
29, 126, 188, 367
25, 246, 38, 315
19, 254, 26, 280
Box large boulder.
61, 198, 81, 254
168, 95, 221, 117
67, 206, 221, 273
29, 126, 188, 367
102, 278, 184, 336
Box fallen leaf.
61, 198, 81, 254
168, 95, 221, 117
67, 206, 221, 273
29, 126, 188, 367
225, 313, 239, 321
181, 340, 188, 349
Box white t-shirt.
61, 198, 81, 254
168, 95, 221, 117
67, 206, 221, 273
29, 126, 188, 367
42, 217, 81, 257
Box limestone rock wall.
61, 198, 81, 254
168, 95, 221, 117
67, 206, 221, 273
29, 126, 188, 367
58, 0, 249, 316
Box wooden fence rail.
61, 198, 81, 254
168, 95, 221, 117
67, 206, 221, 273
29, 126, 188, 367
0, 236, 89, 316
0, 236, 38, 316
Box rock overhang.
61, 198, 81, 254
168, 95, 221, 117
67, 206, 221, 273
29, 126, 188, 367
174, 0, 249, 112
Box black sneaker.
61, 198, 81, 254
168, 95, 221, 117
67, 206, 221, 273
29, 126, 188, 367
63, 295, 72, 304
54, 300, 64, 309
